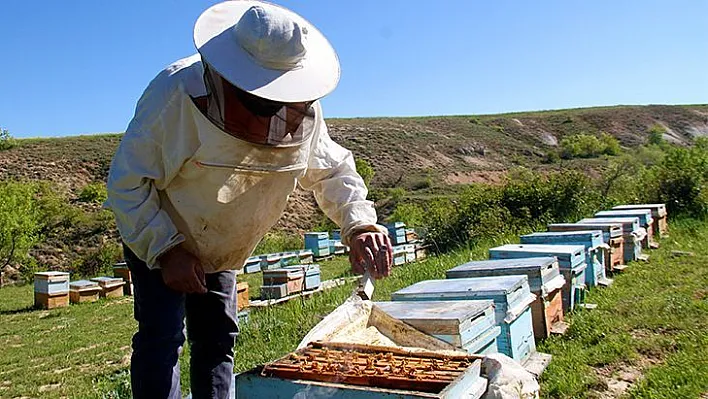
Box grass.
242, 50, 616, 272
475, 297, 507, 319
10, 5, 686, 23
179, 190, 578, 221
1, 220, 708, 398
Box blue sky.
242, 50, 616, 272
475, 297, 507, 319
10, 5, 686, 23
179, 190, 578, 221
1, 1, 706, 138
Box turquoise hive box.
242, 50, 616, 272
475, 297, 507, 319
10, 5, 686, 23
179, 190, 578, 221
445, 257, 566, 339
391, 276, 536, 363
374, 300, 498, 353
243, 256, 261, 274
386, 222, 407, 245
304, 232, 331, 258
489, 244, 587, 312
520, 231, 613, 288
578, 217, 642, 262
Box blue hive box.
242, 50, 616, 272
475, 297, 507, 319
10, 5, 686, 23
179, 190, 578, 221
579, 217, 642, 262
548, 222, 625, 272
278, 252, 299, 267
386, 222, 407, 245
393, 246, 407, 266
520, 231, 613, 288
259, 253, 283, 271
243, 256, 261, 274
331, 229, 341, 241
374, 300, 497, 350
594, 210, 654, 249
305, 232, 331, 258
613, 203, 668, 238
445, 257, 566, 339
391, 276, 537, 363
489, 244, 587, 312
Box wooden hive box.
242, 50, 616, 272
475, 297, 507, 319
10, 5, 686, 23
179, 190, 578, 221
391, 276, 537, 364
69, 280, 101, 304
263, 268, 304, 295
386, 222, 407, 245
374, 300, 499, 356
578, 217, 642, 263
595, 210, 655, 249
489, 244, 587, 313
236, 282, 249, 311
446, 257, 566, 339
90, 277, 125, 298
405, 228, 418, 243
392, 246, 407, 266
34, 271, 70, 309
305, 232, 331, 258
261, 284, 288, 300
548, 223, 625, 271
520, 231, 613, 288
297, 249, 314, 264
112, 262, 133, 296
415, 243, 429, 261
243, 256, 261, 274
613, 203, 668, 237
284, 264, 321, 291
259, 253, 283, 271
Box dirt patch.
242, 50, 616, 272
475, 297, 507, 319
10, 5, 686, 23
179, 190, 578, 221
444, 171, 507, 185
39, 383, 62, 392
591, 355, 662, 398
693, 289, 708, 300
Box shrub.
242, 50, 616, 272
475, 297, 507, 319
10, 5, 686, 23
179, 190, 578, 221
388, 203, 425, 227
73, 243, 122, 278
0, 128, 17, 151
78, 182, 108, 204
355, 158, 375, 187
654, 142, 708, 217
0, 182, 44, 271
560, 133, 621, 159
648, 124, 666, 145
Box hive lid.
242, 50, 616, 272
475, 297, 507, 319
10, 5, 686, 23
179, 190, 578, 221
595, 210, 653, 224
374, 300, 493, 324
522, 230, 603, 240
90, 276, 123, 285
35, 271, 69, 278
613, 204, 667, 216
448, 257, 556, 273
70, 280, 99, 289
579, 217, 639, 231
393, 275, 528, 298
490, 243, 585, 257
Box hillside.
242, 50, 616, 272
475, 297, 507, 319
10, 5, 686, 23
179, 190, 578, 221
1, 104, 707, 275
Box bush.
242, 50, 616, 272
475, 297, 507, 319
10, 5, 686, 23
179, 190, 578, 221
0, 182, 44, 271
355, 158, 375, 187
648, 124, 666, 145
388, 203, 425, 227
73, 243, 122, 278
560, 133, 621, 159
78, 182, 108, 204
653, 142, 708, 217
0, 128, 17, 151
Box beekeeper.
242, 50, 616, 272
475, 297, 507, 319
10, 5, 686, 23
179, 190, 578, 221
105, 1, 393, 398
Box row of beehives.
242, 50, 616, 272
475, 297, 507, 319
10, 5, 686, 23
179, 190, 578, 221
369, 203, 668, 369
33, 263, 133, 309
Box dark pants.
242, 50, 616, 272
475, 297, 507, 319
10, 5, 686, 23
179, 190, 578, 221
124, 245, 239, 399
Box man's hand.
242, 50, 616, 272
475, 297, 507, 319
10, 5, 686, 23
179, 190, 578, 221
349, 232, 393, 279
158, 244, 208, 294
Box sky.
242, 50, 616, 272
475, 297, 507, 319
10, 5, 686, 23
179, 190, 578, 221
1, 1, 707, 138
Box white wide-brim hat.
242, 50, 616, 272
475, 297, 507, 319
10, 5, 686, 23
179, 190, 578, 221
194, 0, 340, 103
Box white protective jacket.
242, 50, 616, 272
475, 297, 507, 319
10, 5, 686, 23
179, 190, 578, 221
106, 55, 385, 273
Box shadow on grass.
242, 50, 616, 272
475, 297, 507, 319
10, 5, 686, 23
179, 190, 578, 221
0, 304, 36, 315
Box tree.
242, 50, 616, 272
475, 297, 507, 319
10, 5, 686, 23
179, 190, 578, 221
0, 128, 17, 151
355, 158, 375, 187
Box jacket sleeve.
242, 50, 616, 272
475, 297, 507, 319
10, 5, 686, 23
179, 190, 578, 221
106, 81, 195, 269
298, 108, 387, 246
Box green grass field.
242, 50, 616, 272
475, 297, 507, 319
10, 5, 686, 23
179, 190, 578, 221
1, 220, 707, 398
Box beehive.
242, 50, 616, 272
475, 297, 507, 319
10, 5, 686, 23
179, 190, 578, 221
279, 252, 299, 267
548, 223, 625, 271
284, 264, 321, 291
243, 256, 261, 274
391, 276, 537, 363
578, 217, 642, 263
595, 210, 654, 249
374, 300, 497, 350
613, 203, 668, 237
386, 222, 407, 245
237, 282, 249, 311
415, 243, 429, 261
297, 249, 314, 264
404, 244, 416, 263
446, 257, 566, 339
489, 244, 587, 312
393, 246, 407, 266
90, 277, 125, 298
112, 262, 133, 295
263, 268, 304, 296
238, 342, 487, 398
34, 272, 70, 309
305, 232, 331, 258
259, 253, 283, 270
69, 280, 101, 304
520, 231, 613, 287
405, 228, 418, 243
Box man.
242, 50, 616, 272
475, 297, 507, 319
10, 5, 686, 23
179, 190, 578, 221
105, 1, 393, 398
